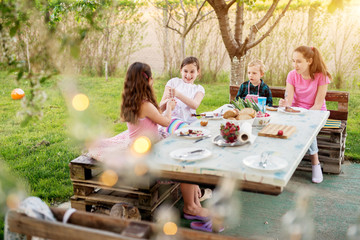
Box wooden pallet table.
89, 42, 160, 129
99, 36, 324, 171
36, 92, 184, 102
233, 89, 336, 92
69, 155, 181, 220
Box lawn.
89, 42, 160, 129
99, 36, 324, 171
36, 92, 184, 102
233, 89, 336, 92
0, 71, 359, 237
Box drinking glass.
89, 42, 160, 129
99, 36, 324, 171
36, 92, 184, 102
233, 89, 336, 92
257, 97, 267, 113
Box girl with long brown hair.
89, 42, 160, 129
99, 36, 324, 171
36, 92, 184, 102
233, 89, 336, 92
280, 46, 331, 183
88, 62, 176, 161
120, 62, 176, 141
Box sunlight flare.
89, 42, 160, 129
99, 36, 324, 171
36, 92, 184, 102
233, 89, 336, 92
163, 221, 178, 235
132, 136, 151, 154
100, 170, 118, 187
72, 93, 89, 111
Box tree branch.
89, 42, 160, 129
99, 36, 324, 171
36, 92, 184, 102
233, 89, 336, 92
246, 0, 293, 50
248, 0, 280, 43
183, 0, 208, 36
225, 0, 237, 12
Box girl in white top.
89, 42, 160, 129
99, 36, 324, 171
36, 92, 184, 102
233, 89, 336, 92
159, 57, 210, 220
160, 56, 205, 124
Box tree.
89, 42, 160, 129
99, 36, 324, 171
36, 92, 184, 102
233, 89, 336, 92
206, 0, 293, 86
155, 0, 214, 60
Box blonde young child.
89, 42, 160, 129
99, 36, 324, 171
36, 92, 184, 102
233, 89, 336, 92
235, 59, 273, 106
160, 57, 210, 221
279, 46, 331, 183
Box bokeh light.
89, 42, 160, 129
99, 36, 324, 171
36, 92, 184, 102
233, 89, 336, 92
163, 221, 178, 235
72, 93, 89, 111
100, 170, 118, 187
6, 194, 20, 209
134, 162, 149, 176
132, 136, 151, 154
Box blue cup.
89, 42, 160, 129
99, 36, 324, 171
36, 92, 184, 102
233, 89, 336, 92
257, 97, 267, 113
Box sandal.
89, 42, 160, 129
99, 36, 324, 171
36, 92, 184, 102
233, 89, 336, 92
199, 188, 212, 202
190, 220, 224, 233
183, 213, 210, 221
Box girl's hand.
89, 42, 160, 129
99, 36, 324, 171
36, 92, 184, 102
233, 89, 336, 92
279, 98, 287, 107
169, 88, 176, 98
167, 98, 176, 111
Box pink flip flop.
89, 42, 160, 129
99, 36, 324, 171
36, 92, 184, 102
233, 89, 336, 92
190, 220, 224, 233
183, 213, 210, 221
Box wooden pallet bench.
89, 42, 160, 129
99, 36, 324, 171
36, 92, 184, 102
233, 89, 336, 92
69, 155, 181, 220
230, 85, 349, 174
7, 207, 244, 240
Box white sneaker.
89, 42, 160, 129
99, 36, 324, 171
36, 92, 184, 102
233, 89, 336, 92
312, 164, 323, 183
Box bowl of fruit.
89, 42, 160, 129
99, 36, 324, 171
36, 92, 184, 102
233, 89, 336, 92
220, 122, 240, 143
253, 112, 271, 128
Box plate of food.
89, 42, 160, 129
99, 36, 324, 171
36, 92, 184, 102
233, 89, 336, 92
243, 155, 288, 171
278, 106, 308, 115
174, 127, 211, 139
266, 106, 278, 112
170, 147, 211, 162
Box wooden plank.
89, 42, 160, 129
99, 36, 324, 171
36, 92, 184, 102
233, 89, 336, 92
72, 182, 151, 197
70, 184, 180, 211
49, 208, 245, 240
258, 124, 296, 139
157, 170, 282, 195
71, 155, 101, 166
7, 211, 128, 240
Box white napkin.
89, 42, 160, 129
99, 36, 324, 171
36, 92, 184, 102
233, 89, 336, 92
239, 122, 253, 143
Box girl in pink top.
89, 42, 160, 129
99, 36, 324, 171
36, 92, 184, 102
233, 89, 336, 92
280, 46, 332, 184
88, 63, 176, 161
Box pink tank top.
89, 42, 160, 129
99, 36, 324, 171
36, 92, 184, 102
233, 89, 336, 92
127, 117, 159, 141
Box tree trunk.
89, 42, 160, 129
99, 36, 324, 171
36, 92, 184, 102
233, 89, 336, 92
163, 5, 170, 74
307, 6, 315, 45
230, 55, 246, 86
181, 36, 186, 60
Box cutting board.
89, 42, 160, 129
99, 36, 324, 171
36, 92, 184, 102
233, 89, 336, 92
258, 124, 296, 139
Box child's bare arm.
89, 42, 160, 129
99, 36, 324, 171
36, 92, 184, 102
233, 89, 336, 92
279, 84, 295, 107
141, 101, 175, 127
175, 91, 204, 110
310, 84, 328, 110
159, 86, 172, 111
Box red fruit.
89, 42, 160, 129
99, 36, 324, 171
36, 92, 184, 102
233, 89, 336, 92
278, 130, 283, 136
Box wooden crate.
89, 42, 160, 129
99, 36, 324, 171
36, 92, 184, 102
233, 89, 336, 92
69, 155, 181, 220
230, 86, 349, 174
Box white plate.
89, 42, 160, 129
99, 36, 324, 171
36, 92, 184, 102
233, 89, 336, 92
243, 155, 288, 171
278, 107, 308, 115
212, 135, 248, 147
174, 127, 211, 139
170, 147, 211, 162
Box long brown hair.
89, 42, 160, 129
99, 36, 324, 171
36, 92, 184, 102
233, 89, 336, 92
120, 62, 159, 124
294, 46, 332, 80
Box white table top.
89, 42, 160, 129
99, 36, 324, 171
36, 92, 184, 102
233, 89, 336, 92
147, 107, 329, 192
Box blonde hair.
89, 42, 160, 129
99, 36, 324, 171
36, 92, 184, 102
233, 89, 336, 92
248, 60, 266, 74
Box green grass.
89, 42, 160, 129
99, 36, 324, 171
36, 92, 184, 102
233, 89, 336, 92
0, 72, 359, 237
